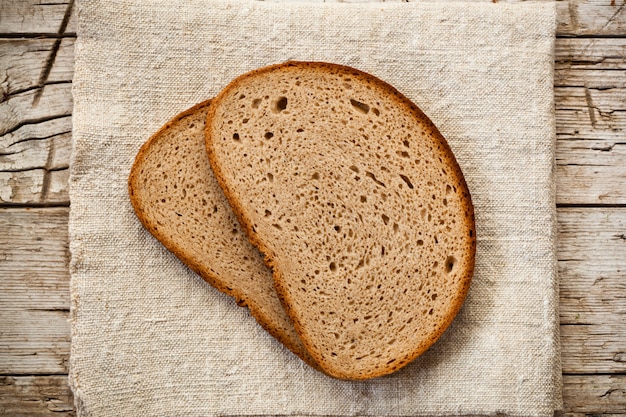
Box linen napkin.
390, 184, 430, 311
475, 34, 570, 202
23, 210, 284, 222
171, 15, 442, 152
69, 1, 561, 416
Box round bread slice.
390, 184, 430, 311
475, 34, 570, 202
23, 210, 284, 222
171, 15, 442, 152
206, 62, 476, 380
128, 100, 318, 369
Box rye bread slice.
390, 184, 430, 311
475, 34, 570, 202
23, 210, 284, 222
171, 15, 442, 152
128, 100, 318, 369
205, 62, 476, 380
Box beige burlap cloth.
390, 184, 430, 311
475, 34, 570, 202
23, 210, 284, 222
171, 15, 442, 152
69, 0, 561, 415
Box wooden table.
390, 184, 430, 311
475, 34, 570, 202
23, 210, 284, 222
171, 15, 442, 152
1, 0, 624, 415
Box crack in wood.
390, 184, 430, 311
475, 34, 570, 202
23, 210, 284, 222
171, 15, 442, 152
26, 308, 70, 313
600, 3, 626, 33
1, 114, 72, 137
598, 388, 621, 398
0, 201, 70, 208
2, 129, 72, 150
3, 81, 72, 103
31, 0, 75, 107
591, 144, 616, 151
584, 87, 598, 128
0, 164, 69, 174
0, 33, 77, 39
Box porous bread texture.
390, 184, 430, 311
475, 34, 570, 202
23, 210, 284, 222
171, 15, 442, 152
206, 62, 476, 380
128, 100, 318, 369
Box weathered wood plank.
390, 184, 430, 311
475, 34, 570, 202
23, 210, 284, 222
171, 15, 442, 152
556, 85, 626, 140
0, 77, 72, 206
557, 0, 626, 36
558, 208, 626, 375
556, 38, 626, 72
0, 208, 70, 375
554, 41, 626, 206
0, 169, 69, 205
563, 375, 626, 414
557, 140, 626, 205
0, 0, 76, 36
0, 38, 75, 97
0, 116, 72, 172
0, 376, 74, 417
0, 83, 73, 137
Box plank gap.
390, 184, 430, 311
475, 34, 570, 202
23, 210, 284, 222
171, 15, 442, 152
1, 114, 73, 137
0, 201, 71, 208
557, 203, 626, 208
0, 33, 77, 39
3, 81, 73, 103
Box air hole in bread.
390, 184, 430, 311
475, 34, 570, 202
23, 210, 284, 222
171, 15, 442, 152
349, 165, 359, 173
445, 256, 456, 273
365, 171, 386, 188
399, 174, 414, 189
273, 96, 288, 113
264, 209, 271, 217
443, 198, 448, 206
393, 223, 399, 233
372, 108, 380, 116
233, 133, 240, 141
329, 262, 337, 272
297, 128, 304, 132
272, 223, 282, 230
397, 151, 410, 158
267, 173, 274, 182
360, 196, 367, 203
264, 132, 274, 139
252, 98, 262, 109
312, 172, 320, 180
428, 309, 434, 315
350, 99, 370, 114
334, 225, 341, 232
381, 214, 390, 225
417, 239, 424, 246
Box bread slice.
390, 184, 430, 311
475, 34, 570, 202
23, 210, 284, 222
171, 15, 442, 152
128, 100, 318, 369
206, 62, 476, 380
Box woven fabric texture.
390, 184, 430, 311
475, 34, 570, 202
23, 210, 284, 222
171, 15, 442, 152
69, 1, 561, 416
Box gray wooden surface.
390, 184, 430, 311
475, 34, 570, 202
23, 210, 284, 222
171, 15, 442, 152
1, 0, 625, 415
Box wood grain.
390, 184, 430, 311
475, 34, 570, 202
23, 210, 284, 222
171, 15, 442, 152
0, 376, 75, 417
0, 0, 76, 36
0, 208, 70, 375
0, 38, 75, 96
563, 375, 626, 414
558, 208, 626, 375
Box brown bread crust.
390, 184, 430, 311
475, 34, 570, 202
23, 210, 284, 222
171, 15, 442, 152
206, 62, 476, 380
